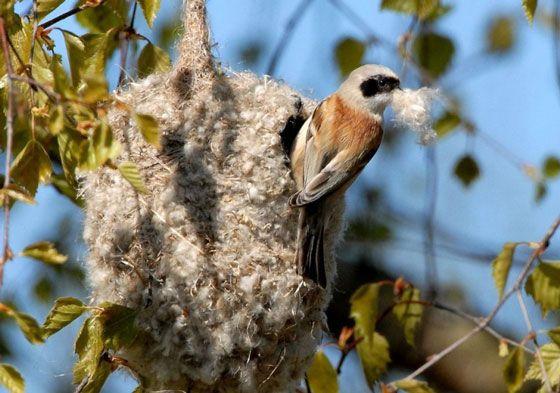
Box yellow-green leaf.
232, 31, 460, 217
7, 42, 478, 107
80, 358, 111, 393
118, 162, 148, 194
334, 37, 365, 77
78, 122, 121, 171
48, 105, 64, 135
134, 113, 160, 148
392, 287, 423, 347
503, 347, 526, 393
434, 111, 461, 138
73, 316, 104, 385
307, 350, 338, 393
350, 284, 390, 385
50, 55, 75, 99
137, 43, 171, 78
76, 0, 128, 33
0, 364, 24, 393
79, 75, 109, 103
36, 0, 64, 20
21, 241, 68, 265
453, 154, 480, 188
356, 331, 390, 386
61, 30, 85, 86
10, 140, 52, 195
543, 156, 560, 179
0, 304, 44, 344
42, 297, 85, 339
394, 379, 435, 393
51, 173, 84, 207
492, 242, 519, 299
487, 16, 516, 54
525, 261, 560, 315
57, 127, 83, 186
413, 32, 455, 78
98, 302, 138, 351
525, 343, 560, 386
380, 0, 439, 20
0, 184, 36, 206
522, 0, 538, 24
138, 0, 161, 27
549, 327, 560, 346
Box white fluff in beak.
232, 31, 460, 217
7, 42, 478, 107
391, 87, 439, 145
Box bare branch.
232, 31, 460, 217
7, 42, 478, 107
39, 0, 108, 29
393, 215, 560, 383
0, 17, 16, 287
266, 0, 315, 77
516, 290, 553, 392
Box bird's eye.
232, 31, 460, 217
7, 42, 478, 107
378, 79, 386, 86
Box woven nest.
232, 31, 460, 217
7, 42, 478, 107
81, 1, 345, 391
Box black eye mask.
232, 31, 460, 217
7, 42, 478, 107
360, 76, 400, 97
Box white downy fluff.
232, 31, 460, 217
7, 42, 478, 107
391, 87, 440, 145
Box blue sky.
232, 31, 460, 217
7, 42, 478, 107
6, 0, 560, 391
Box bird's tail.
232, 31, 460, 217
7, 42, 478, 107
295, 203, 327, 288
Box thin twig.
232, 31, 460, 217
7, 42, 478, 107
266, 0, 315, 76
516, 290, 552, 392
29, 0, 38, 139
423, 146, 438, 300
118, 1, 138, 86
39, 0, 108, 29
394, 215, 560, 383
0, 17, 15, 286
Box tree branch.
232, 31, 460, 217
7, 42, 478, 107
0, 16, 16, 287
392, 215, 560, 384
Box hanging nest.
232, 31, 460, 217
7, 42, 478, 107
81, 0, 345, 391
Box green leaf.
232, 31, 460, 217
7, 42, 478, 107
492, 242, 519, 299
350, 283, 380, 337
138, 0, 161, 27
10, 140, 52, 195
78, 122, 121, 171
137, 43, 171, 78
394, 379, 436, 393
118, 162, 148, 194
42, 297, 86, 339
453, 154, 480, 187
51, 173, 84, 207
522, 0, 538, 24
487, 16, 516, 54
0, 184, 35, 206
57, 128, 83, 187
392, 287, 423, 347
61, 30, 85, 86
0, 304, 44, 344
543, 156, 560, 179
525, 261, 560, 315
413, 32, 455, 78
98, 302, 138, 350
334, 37, 365, 77
307, 350, 338, 393
434, 111, 461, 138
80, 358, 111, 393
535, 182, 547, 203
380, 0, 439, 20
0, 364, 24, 393
350, 284, 390, 385
81, 32, 113, 79
76, 0, 128, 33
503, 347, 526, 393
36, 0, 65, 20
21, 241, 68, 265
356, 332, 390, 386
48, 105, 64, 135
526, 343, 560, 386
34, 277, 54, 303
50, 54, 75, 99
134, 113, 160, 148
73, 316, 104, 385
549, 327, 560, 346
79, 75, 109, 103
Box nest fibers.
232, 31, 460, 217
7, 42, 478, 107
391, 87, 439, 145
81, 1, 343, 392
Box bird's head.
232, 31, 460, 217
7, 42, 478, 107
337, 64, 400, 116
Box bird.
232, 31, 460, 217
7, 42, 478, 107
289, 64, 401, 288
